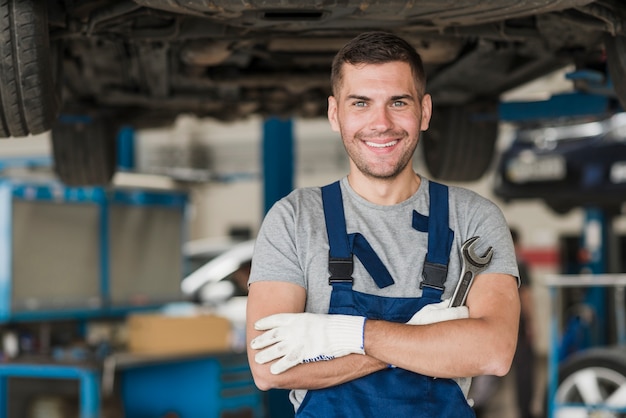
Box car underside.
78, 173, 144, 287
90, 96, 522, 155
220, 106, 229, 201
1, 0, 626, 185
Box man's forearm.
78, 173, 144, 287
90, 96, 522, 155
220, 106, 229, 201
252, 353, 387, 391
363, 276, 520, 378
364, 317, 515, 378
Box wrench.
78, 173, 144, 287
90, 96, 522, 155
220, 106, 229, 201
449, 236, 494, 307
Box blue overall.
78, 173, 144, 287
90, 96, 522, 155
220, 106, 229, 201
295, 180, 475, 418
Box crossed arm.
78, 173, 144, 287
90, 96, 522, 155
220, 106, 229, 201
246, 273, 520, 391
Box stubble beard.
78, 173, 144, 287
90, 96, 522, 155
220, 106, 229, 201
344, 129, 418, 181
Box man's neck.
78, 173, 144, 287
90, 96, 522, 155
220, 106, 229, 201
347, 170, 421, 205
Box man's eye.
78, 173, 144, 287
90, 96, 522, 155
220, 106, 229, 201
392, 101, 406, 107
353, 101, 367, 107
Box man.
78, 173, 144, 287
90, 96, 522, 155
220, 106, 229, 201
246, 31, 520, 417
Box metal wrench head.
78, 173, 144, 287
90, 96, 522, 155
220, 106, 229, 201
461, 236, 494, 270
448, 236, 494, 307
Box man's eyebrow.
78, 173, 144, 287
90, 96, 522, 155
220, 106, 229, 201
345, 94, 416, 102
346, 94, 370, 101
391, 94, 415, 101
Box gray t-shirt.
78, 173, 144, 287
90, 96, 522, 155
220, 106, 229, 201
249, 176, 519, 409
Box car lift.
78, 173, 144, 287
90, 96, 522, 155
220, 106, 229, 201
499, 70, 624, 417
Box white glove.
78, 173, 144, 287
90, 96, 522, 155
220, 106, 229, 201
406, 299, 469, 325
251, 313, 366, 374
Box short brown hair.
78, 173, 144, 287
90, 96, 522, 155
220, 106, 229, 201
331, 31, 427, 98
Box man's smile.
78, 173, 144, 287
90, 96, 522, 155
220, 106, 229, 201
365, 140, 399, 148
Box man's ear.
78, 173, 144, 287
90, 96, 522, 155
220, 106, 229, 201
327, 96, 340, 132
420, 94, 432, 132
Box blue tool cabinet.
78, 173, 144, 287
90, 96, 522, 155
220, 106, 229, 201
0, 177, 189, 322
0, 178, 265, 418
120, 352, 263, 418
0, 177, 187, 417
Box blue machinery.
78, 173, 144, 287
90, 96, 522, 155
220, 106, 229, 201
545, 201, 626, 417
500, 71, 624, 417
0, 352, 262, 418
0, 117, 292, 418
0, 177, 183, 418
544, 212, 624, 417
545, 274, 626, 417
0, 179, 189, 322
0, 175, 263, 417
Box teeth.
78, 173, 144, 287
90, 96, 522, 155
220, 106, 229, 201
366, 140, 397, 148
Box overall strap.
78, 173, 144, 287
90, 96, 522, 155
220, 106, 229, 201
414, 181, 454, 298
322, 181, 353, 283
321, 181, 394, 289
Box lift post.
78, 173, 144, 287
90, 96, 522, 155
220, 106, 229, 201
262, 117, 294, 215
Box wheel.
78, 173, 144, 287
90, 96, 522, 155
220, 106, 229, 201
553, 347, 626, 417
422, 101, 498, 182
51, 115, 118, 186
605, 34, 626, 112
0, 0, 60, 137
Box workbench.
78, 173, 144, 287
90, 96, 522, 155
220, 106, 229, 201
0, 360, 100, 418
0, 351, 263, 418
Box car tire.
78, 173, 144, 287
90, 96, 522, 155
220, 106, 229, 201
0, 0, 60, 137
553, 347, 626, 417
422, 101, 498, 182
605, 34, 626, 111
51, 115, 118, 186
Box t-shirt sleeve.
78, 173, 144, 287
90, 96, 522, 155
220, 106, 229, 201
248, 196, 306, 289
453, 187, 520, 286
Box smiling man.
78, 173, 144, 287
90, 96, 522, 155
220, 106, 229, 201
246, 31, 520, 418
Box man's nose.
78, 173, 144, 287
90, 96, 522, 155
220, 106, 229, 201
369, 106, 393, 131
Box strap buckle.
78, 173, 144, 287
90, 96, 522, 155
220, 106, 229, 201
420, 260, 448, 291
328, 255, 354, 284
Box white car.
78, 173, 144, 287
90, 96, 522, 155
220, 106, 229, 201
181, 239, 255, 330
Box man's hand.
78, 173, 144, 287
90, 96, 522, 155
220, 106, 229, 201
406, 299, 469, 325
250, 313, 366, 374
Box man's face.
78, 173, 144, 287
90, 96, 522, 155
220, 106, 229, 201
328, 61, 431, 180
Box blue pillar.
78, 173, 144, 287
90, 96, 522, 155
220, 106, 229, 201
262, 117, 296, 418
581, 207, 608, 347
116, 126, 135, 171
262, 118, 294, 214
0, 181, 12, 322
0, 375, 6, 418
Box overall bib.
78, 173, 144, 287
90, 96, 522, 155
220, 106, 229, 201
295, 181, 475, 418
